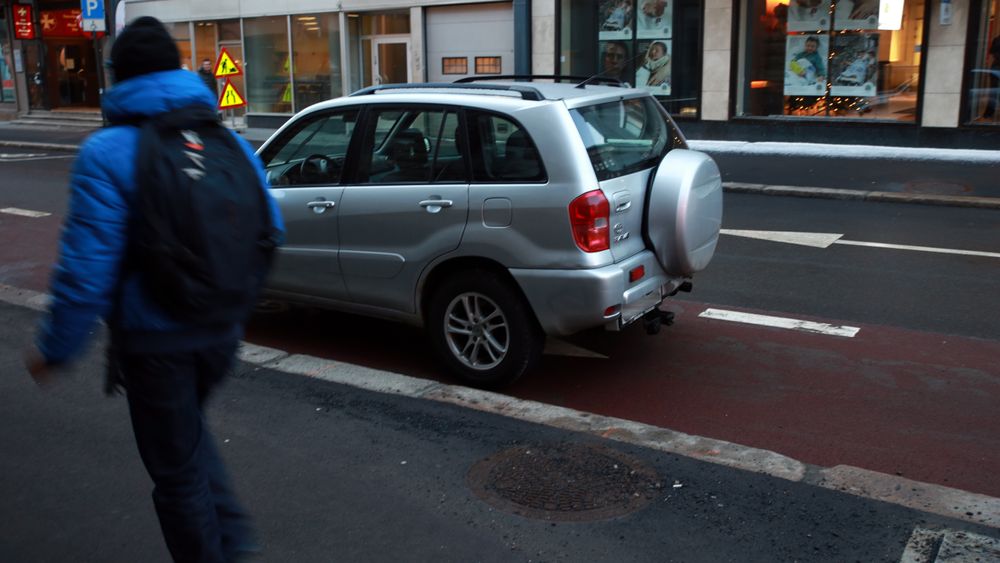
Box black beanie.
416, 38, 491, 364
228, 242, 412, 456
109, 16, 181, 83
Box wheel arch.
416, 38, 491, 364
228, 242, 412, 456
417, 256, 539, 328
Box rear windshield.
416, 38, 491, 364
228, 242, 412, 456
570, 97, 683, 181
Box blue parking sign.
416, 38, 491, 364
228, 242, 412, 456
81, 0, 106, 32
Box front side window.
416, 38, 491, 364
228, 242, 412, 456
358, 108, 467, 184
740, 0, 925, 121
260, 109, 359, 186
570, 96, 674, 181
966, 0, 1000, 125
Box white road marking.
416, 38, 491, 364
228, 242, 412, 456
1, 207, 51, 218
699, 308, 861, 338
833, 239, 1000, 259
721, 229, 1000, 259
0, 153, 73, 162
720, 228, 843, 248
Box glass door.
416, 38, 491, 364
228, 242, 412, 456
371, 39, 410, 86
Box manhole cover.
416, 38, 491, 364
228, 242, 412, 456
467, 443, 662, 522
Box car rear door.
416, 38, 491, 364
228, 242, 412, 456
337, 106, 470, 313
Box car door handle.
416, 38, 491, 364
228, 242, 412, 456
307, 200, 336, 209
419, 199, 454, 211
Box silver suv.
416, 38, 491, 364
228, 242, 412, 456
257, 79, 723, 387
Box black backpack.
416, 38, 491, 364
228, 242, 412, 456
130, 105, 277, 325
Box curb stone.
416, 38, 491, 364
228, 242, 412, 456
722, 182, 1000, 209
2, 282, 997, 531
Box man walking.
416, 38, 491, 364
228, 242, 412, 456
25, 16, 283, 563
198, 58, 219, 99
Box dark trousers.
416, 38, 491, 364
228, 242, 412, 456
122, 342, 253, 563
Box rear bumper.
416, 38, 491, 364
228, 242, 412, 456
509, 250, 687, 336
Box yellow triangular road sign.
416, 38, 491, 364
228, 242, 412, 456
214, 47, 242, 78
218, 80, 247, 109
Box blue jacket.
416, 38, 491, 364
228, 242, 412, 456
37, 69, 284, 365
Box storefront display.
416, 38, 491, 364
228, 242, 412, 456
741, 0, 924, 121
967, 0, 999, 124
561, 0, 700, 116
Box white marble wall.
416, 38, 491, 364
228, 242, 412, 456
922, 0, 970, 127
701, 0, 733, 120
532, 0, 556, 75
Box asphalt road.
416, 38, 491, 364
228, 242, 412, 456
0, 300, 988, 562
2, 148, 999, 510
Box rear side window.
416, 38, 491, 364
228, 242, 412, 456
467, 112, 546, 183
570, 97, 680, 181
358, 108, 467, 184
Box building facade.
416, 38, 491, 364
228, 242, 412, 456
1, 0, 997, 146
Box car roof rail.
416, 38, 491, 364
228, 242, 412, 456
455, 75, 626, 88
350, 82, 544, 101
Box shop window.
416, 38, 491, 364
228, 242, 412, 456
244, 16, 291, 114
739, 0, 925, 121
560, 0, 703, 118
291, 14, 343, 108
475, 56, 502, 74
166, 23, 193, 72
442, 57, 468, 74
1, 16, 13, 102
966, 0, 1000, 124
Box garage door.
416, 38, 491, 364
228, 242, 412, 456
426, 2, 514, 83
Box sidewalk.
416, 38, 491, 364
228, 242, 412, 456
3, 122, 998, 208
2, 292, 999, 562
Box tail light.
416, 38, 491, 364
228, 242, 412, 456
568, 190, 610, 252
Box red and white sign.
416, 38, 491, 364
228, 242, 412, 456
14, 5, 36, 40
40, 9, 104, 38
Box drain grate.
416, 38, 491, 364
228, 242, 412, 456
467, 443, 662, 521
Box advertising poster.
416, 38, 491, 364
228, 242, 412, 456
834, 0, 880, 30
599, 0, 634, 39
830, 33, 879, 96
635, 39, 672, 95
637, 0, 672, 38
783, 34, 829, 96
599, 40, 633, 83
787, 0, 832, 31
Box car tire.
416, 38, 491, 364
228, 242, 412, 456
427, 270, 543, 388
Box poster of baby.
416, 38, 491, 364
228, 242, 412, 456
783, 34, 829, 96
599, 0, 634, 39
787, 0, 831, 32
637, 0, 672, 38
830, 33, 879, 96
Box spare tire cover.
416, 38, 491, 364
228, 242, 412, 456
646, 149, 723, 276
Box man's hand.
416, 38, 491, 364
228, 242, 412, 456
24, 347, 53, 388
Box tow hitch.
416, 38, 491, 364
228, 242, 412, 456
643, 309, 675, 335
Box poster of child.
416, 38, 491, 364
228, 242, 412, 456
599, 0, 634, 40
784, 34, 829, 96
834, 0, 880, 30
637, 0, 672, 38
635, 39, 672, 94
830, 33, 879, 96
787, 0, 831, 31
